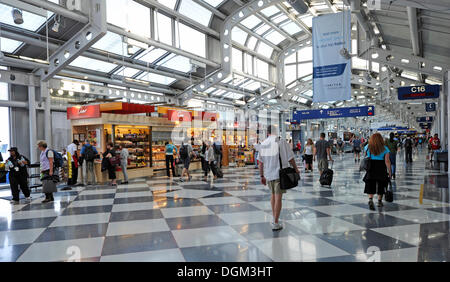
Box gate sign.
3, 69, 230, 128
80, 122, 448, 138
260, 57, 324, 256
425, 103, 436, 112
398, 85, 440, 100
416, 116, 434, 123
293, 106, 375, 121
420, 123, 432, 129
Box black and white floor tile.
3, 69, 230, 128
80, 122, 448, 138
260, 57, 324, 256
0, 148, 449, 262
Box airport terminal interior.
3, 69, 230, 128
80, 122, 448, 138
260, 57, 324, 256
0, 0, 449, 262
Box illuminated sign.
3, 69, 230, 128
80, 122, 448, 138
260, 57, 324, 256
398, 85, 440, 100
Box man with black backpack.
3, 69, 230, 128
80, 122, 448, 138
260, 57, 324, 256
213, 138, 223, 169
178, 138, 193, 182
37, 141, 63, 203
80, 140, 98, 185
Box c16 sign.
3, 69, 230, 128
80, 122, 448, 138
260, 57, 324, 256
293, 106, 375, 121
398, 85, 440, 100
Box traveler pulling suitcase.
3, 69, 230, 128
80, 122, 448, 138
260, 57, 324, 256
320, 161, 334, 187
210, 161, 223, 178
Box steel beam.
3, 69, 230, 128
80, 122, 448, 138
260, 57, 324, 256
19, 0, 89, 23
28, 86, 37, 163
39, 0, 107, 82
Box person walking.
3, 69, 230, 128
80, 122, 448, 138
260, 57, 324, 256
352, 135, 362, 163
258, 125, 299, 231
363, 133, 392, 210
253, 142, 261, 169
179, 138, 193, 182
213, 138, 223, 169
165, 141, 177, 178
66, 140, 79, 186
206, 141, 218, 180
37, 141, 57, 203
385, 133, 399, 180
314, 133, 333, 176
6, 147, 31, 204
200, 141, 209, 180
404, 136, 414, 163
429, 134, 441, 162
102, 142, 117, 186
304, 139, 314, 173
337, 138, 344, 156
119, 145, 129, 184
80, 140, 98, 185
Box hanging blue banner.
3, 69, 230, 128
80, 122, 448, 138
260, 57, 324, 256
425, 103, 436, 112
398, 85, 440, 100
293, 106, 375, 121
313, 11, 351, 103
416, 116, 434, 123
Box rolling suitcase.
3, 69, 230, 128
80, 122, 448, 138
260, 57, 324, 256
210, 162, 223, 178
320, 161, 334, 187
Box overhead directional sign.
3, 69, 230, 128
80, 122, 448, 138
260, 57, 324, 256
425, 103, 436, 112
420, 123, 433, 129
398, 85, 440, 100
416, 116, 434, 123
293, 106, 375, 121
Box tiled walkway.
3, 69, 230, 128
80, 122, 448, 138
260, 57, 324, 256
0, 148, 449, 262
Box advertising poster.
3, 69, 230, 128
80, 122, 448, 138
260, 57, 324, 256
313, 11, 351, 103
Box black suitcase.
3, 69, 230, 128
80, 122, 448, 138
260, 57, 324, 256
210, 162, 223, 178
320, 162, 334, 187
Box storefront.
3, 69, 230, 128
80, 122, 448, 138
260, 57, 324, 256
67, 103, 220, 182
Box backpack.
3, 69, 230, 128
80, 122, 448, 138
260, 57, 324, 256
84, 145, 95, 161
180, 144, 188, 159
46, 149, 64, 168
213, 143, 222, 155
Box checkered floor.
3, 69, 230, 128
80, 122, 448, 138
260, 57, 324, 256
0, 147, 449, 262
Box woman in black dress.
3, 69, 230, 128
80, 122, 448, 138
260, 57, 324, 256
363, 133, 392, 210
102, 142, 117, 186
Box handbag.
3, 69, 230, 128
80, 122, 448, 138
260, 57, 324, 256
278, 144, 300, 190
109, 155, 121, 166
385, 181, 394, 203
360, 150, 372, 172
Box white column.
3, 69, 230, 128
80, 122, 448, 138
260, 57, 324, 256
281, 112, 287, 140
28, 86, 37, 164
42, 82, 52, 148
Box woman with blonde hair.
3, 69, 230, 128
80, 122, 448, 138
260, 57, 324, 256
363, 133, 392, 210
303, 139, 314, 173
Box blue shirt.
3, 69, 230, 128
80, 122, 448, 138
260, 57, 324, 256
165, 144, 177, 155
80, 144, 98, 156
364, 145, 390, 160
353, 139, 362, 148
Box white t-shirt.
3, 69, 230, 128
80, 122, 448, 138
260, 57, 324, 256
305, 145, 313, 155
257, 135, 295, 182
67, 143, 77, 161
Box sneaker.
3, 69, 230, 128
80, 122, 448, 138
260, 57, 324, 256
378, 200, 384, 207
24, 197, 32, 203
368, 200, 375, 211
272, 222, 283, 231
10, 200, 20, 205
41, 199, 53, 204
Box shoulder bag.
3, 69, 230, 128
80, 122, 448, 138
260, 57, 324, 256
278, 143, 300, 190
385, 181, 394, 203
360, 150, 372, 172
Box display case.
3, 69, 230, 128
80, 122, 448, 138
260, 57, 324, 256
113, 126, 151, 169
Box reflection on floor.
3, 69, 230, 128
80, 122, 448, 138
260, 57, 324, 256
0, 147, 448, 262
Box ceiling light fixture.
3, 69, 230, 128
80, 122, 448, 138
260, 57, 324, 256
12, 9, 23, 25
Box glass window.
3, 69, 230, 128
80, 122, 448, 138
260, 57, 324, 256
284, 64, 297, 84
0, 3, 48, 32
203, 0, 225, 7
232, 48, 243, 72
261, 6, 281, 18
232, 27, 248, 45
178, 23, 206, 57
179, 0, 212, 27
156, 13, 173, 46
256, 59, 269, 80
281, 21, 302, 35
0, 37, 22, 53
69, 56, 117, 73
241, 15, 262, 30
297, 46, 312, 62
137, 72, 176, 85
158, 54, 192, 73
247, 36, 257, 50
257, 42, 273, 58
298, 62, 313, 78
158, 0, 177, 9
107, 0, 150, 37
244, 53, 254, 75
136, 48, 168, 64
265, 30, 285, 45
0, 106, 10, 160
